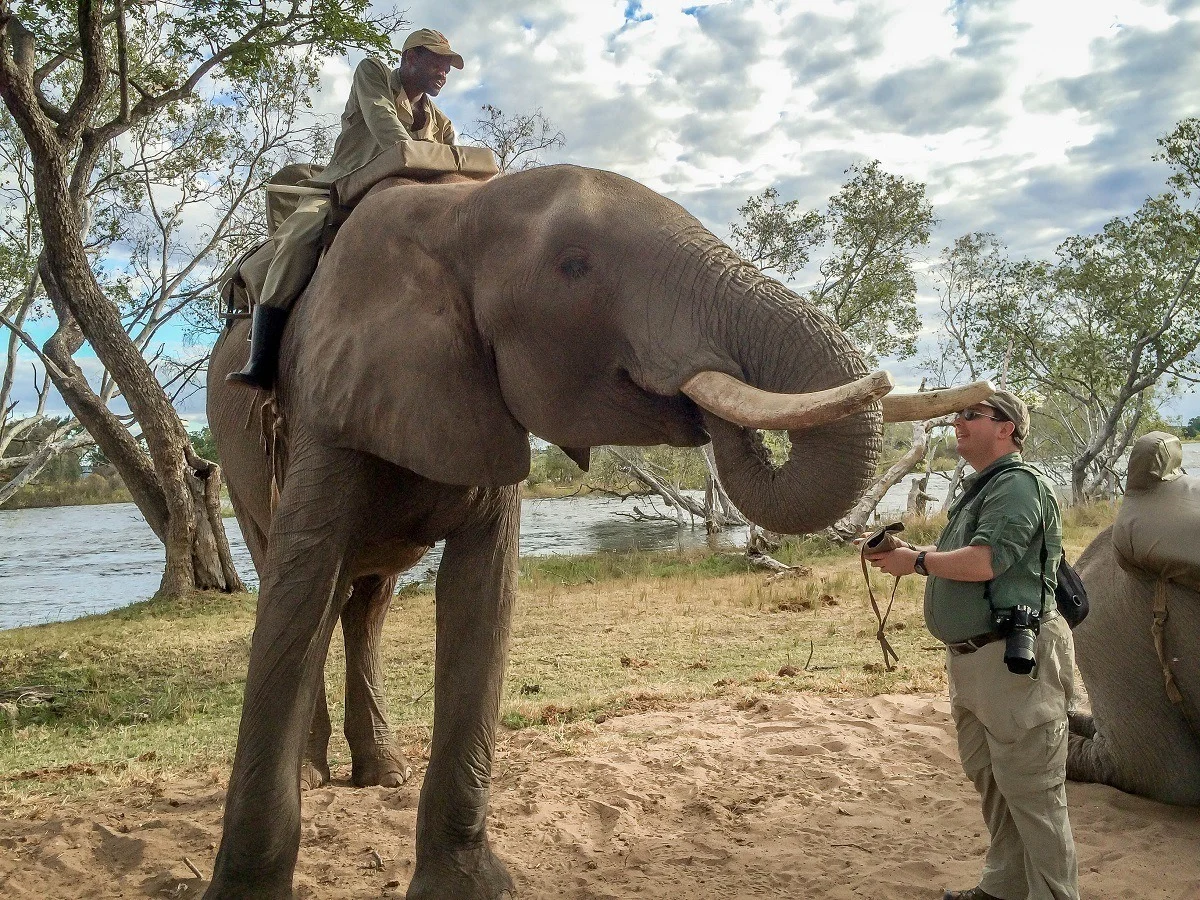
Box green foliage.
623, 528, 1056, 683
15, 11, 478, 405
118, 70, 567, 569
526, 445, 582, 487
729, 161, 934, 365
18, 1, 401, 92
729, 187, 823, 279
189, 426, 219, 464
1182, 416, 1200, 439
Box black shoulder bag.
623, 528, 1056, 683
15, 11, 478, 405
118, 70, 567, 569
955, 461, 1089, 629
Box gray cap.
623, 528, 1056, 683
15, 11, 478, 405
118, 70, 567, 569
982, 390, 1030, 446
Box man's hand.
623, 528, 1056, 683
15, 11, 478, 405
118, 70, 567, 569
865, 546, 919, 577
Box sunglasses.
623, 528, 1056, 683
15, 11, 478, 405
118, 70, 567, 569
956, 408, 1006, 423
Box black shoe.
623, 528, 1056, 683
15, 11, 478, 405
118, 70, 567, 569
226, 304, 289, 390
943, 888, 1004, 900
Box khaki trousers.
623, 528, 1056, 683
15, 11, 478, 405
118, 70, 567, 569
259, 196, 329, 311
948, 614, 1079, 900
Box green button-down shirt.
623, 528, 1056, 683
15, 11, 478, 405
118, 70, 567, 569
311, 57, 457, 187
923, 453, 1062, 644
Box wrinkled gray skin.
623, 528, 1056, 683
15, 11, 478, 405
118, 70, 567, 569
203, 164, 883, 899
202, 405, 415, 790
1067, 526, 1200, 805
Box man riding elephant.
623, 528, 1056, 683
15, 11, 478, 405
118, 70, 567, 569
227, 27, 464, 390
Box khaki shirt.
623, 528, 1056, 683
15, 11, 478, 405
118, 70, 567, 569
924, 453, 1062, 644
312, 57, 456, 187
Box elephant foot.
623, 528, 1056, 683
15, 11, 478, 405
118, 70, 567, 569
352, 743, 413, 787
202, 877, 292, 900
407, 842, 515, 900
300, 758, 331, 791
202, 865, 293, 900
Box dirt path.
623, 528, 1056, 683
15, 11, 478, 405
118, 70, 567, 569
2, 692, 1198, 898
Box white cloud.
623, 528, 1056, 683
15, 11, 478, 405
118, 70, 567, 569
7, 0, 1199, 423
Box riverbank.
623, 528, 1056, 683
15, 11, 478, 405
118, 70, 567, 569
0, 503, 1112, 807
1, 474, 131, 510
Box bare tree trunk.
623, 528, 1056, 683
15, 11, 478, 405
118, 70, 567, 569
941, 457, 969, 512
700, 444, 748, 532
831, 421, 929, 541
907, 428, 941, 517
607, 448, 701, 523
33, 235, 241, 592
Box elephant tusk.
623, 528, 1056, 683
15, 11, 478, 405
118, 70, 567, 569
681, 370, 894, 431
882, 380, 997, 422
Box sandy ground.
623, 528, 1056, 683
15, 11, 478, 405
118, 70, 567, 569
2, 692, 1199, 899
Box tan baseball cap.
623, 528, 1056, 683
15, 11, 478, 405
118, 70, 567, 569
402, 28, 464, 69
981, 390, 1030, 446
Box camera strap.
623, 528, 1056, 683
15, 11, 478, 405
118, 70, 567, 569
957, 460, 1050, 619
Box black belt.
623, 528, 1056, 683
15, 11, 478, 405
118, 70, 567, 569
947, 609, 1059, 655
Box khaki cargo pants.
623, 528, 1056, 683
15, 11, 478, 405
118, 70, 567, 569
948, 614, 1079, 900
259, 195, 330, 310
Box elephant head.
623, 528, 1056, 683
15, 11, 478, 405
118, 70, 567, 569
290, 165, 985, 534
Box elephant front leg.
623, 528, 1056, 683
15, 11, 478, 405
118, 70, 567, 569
408, 492, 520, 900
343, 575, 413, 787
1067, 725, 1121, 787
204, 449, 361, 900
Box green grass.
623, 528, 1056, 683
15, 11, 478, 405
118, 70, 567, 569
0, 504, 1117, 810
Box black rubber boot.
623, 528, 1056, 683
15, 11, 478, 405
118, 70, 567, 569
226, 304, 289, 390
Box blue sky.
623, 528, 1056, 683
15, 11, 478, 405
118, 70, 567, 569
7, 0, 1200, 428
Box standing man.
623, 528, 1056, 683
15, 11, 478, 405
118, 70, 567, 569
228, 28, 463, 389
867, 392, 1079, 900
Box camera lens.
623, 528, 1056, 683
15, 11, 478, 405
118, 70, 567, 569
1004, 627, 1037, 674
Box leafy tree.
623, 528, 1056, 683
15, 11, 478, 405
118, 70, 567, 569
729, 187, 822, 280
729, 161, 934, 364
0, 1, 400, 595
966, 120, 1200, 500
1183, 415, 1200, 439
924, 232, 1007, 386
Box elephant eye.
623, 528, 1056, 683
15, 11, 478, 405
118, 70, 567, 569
558, 252, 591, 280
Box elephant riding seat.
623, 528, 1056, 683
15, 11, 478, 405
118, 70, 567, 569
204, 162, 992, 899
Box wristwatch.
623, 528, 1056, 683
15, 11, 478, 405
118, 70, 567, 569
914, 551, 929, 576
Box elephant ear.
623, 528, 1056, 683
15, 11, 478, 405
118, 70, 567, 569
290, 221, 530, 487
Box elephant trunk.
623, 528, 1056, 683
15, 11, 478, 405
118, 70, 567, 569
699, 263, 882, 535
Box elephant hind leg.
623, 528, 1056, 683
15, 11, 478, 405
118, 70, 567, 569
301, 676, 333, 790
342, 574, 413, 787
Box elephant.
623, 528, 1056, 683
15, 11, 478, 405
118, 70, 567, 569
1066, 442, 1200, 805
203, 163, 989, 899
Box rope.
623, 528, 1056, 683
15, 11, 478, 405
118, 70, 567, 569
259, 394, 287, 516
1149, 577, 1200, 742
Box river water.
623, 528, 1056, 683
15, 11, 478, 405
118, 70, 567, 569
3, 444, 1196, 629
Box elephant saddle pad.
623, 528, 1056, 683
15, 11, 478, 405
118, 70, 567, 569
330, 142, 498, 206
1113, 432, 1200, 592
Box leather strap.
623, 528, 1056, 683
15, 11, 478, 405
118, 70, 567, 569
860, 546, 901, 671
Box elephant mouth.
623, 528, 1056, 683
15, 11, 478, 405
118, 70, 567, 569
618, 368, 710, 445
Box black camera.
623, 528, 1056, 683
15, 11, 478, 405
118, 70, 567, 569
993, 605, 1040, 675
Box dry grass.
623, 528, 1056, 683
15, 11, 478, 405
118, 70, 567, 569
0, 504, 1116, 814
